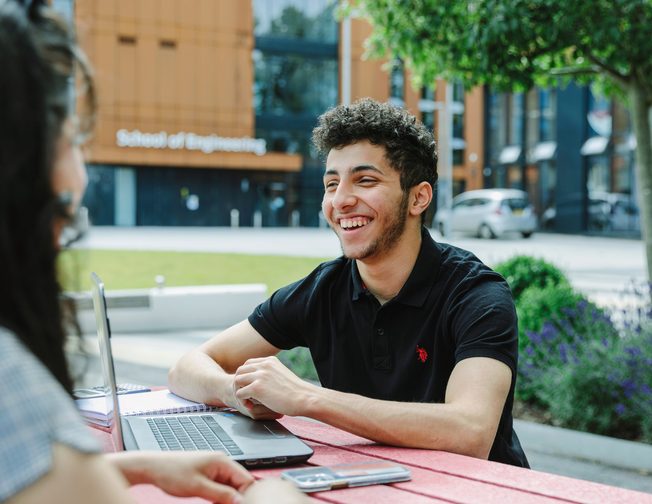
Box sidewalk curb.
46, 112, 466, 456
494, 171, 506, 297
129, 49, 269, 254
515, 419, 652, 473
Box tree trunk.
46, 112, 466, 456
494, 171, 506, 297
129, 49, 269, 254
628, 84, 652, 281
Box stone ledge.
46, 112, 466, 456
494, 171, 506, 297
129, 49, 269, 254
70, 283, 267, 333
515, 419, 652, 473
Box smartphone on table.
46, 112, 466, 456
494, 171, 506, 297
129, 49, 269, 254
281, 461, 411, 492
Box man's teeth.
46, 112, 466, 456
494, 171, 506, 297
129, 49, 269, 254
340, 218, 370, 229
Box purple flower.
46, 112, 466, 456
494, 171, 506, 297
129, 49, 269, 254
527, 331, 542, 345
614, 403, 626, 416
559, 343, 568, 364
541, 323, 558, 342
621, 379, 637, 399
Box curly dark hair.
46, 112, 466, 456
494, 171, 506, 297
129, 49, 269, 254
312, 98, 438, 191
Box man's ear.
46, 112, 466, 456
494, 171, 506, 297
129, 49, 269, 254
409, 182, 433, 217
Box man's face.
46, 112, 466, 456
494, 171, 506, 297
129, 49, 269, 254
322, 141, 410, 261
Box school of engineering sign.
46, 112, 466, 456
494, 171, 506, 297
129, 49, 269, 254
116, 129, 267, 156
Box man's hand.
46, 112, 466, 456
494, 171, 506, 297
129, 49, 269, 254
233, 356, 317, 417
108, 451, 254, 503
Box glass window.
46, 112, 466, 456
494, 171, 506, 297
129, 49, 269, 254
488, 92, 507, 162
525, 89, 540, 149
509, 93, 524, 145
420, 85, 436, 132
253, 52, 338, 115
540, 89, 557, 141
451, 81, 465, 165
452, 81, 464, 103
253, 0, 337, 42
587, 90, 611, 137
389, 59, 405, 103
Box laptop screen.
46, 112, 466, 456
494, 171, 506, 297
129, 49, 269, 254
90, 272, 126, 451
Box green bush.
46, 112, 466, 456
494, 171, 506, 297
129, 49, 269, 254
517, 283, 588, 348
517, 289, 618, 402
495, 255, 568, 303
524, 323, 652, 442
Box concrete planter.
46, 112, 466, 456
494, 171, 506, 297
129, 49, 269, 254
69, 283, 267, 333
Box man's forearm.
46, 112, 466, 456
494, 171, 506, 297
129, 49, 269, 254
302, 386, 495, 458
168, 350, 233, 406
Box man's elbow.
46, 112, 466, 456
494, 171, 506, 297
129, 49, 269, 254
167, 351, 197, 393
460, 423, 496, 459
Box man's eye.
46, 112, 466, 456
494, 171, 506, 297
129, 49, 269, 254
359, 178, 376, 184
325, 181, 338, 190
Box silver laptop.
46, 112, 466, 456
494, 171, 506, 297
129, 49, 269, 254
90, 272, 313, 467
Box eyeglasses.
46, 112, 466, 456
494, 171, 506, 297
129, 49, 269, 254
55, 192, 90, 248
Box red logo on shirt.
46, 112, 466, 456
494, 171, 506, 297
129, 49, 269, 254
416, 345, 428, 363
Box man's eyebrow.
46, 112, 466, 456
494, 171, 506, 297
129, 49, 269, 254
324, 164, 383, 177
351, 164, 383, 174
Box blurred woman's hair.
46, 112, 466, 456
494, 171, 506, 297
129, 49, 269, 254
0, 0, 95, 394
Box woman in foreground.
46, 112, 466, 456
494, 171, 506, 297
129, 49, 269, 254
0, 1, 305, 502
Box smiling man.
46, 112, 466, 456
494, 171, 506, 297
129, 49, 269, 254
169, 99, 529, 467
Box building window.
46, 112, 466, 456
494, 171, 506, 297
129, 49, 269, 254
253, 0, 338, 43
452, 81, 465, 166
539, 89, 557, 141
389, 59, 405, 106
420, 85, 436, 132
253, 51, 338, 117
508, 93, 524, 145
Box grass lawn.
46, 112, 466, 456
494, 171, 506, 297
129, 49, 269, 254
59, 249, 332, 294
59, 248, 329, 381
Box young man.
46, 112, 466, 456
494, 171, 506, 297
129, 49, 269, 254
169, 99, 529, 467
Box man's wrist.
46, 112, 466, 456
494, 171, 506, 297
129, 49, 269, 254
300, 382, 325, 417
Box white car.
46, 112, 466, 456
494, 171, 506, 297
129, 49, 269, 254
434, 189, 537, 239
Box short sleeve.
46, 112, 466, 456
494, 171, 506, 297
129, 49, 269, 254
248, 261, 343, 350
248, 277, 310, 350
0, 329, 100, 501
448, 271, 519, 374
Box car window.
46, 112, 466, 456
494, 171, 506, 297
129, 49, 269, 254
453, 199, 472, 209
503, 198, 528, 211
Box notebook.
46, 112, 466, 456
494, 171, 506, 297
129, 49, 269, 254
89, 272, 313, 467
76, 388, 220, 428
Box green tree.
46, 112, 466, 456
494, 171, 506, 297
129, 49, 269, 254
348, 0, 652, 279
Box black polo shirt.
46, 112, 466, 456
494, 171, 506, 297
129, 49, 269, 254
248, 228, 529, 467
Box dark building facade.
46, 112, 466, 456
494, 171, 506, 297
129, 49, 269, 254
485, 84, 640, 237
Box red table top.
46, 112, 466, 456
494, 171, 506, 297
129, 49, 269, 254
96, 416, 652, 504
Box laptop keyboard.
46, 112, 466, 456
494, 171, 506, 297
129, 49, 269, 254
147, 415, 244, 455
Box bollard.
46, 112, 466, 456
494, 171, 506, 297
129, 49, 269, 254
253, 210, 262, 228
291, 209, 300, 227
230, 209, 239, 228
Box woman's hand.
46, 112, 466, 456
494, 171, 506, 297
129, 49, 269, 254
106, 451, 254, 503
242, 478, 311, 504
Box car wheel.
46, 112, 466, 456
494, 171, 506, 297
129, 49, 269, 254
521, 231, 533, 238
478, 224, 496, 239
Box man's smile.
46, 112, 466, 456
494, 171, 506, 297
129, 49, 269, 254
339, 217, 372, 230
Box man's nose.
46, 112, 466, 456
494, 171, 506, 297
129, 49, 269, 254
331, 183, 356, 210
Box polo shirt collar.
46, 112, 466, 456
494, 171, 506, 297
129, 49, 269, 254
350, 227, 442, 306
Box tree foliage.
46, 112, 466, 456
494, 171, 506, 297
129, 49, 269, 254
348, 0, 652, 102
348, 0, 652, 279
